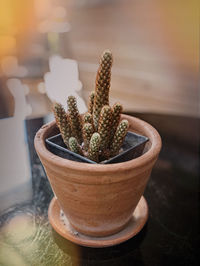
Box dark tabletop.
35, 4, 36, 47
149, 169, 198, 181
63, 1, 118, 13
0, 113, 199, 266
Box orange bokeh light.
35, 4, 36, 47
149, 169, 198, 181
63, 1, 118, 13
0, 0, 36, 57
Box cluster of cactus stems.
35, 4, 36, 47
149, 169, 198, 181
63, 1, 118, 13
53, 50, 129, 163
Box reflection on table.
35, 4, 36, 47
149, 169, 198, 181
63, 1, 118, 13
0, 113, 198, 266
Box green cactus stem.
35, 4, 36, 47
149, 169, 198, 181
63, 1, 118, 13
52, 50, 128, 163
110, 119, 129, 157
98, 105, 113, 151
93, 50, 113, 130
109, 103, 123, 144
88, 91, 95, 114
88, 133, 101, 162
53, 103, 71, 148
82, 123, 94, 151
67, 96, 83, 144
69, 137, 83, 155
83, 112, 93, 124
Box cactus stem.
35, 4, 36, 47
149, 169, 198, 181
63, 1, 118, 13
88, 91, 95, 114
82, 123, 94, 152
98, 105, 112, 151
83, 112, 93, 125
88, 133, 101, 162
53, 103, 71, 148
69, 137, 83, 155
110, 119, 129, 157
109, 103, 123, 145
67, 95, 83, 144
93, 50, 113, 130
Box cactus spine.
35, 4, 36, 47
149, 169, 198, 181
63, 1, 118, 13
53, 103, 71, 147
93, 50, 113, 130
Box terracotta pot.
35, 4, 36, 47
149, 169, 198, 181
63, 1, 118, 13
34, 114, 161, 237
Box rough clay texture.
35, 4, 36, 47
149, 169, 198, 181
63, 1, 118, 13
35, 115, 161, 236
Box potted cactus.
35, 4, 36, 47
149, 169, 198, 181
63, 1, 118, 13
49, 97, 131, 163
34, 50, 161, 247
46, 50, 148, 164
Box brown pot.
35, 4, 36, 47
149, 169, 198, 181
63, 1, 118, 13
34, 114, 161, 237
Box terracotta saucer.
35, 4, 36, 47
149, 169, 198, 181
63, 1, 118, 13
48, 196, 148, 248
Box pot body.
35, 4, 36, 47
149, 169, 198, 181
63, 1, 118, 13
34, 115, 161, 236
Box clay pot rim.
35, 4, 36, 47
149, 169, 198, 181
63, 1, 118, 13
34, 114, 162, 174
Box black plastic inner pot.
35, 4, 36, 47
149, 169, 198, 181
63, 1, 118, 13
45, 132, 148, 164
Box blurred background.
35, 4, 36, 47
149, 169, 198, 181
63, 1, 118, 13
0, 1, 199, 264
0, 0, 198, 119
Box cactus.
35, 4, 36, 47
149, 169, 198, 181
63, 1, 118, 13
110, 120, 129, 157
69, 137, 83, 155
67, 96, 83, 144
100, 149, 110, 161
88, 91, 95, 114
53, 50, 129, 163
98, 105, 112, 150
53, 103, 71, 147
83, 112, 93, 124
82, 123, 94, 151
88, 133, 101, 162
109, 103, 123, 144
93, 50, 113, 130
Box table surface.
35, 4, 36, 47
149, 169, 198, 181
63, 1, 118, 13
0, 113, 199, 266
